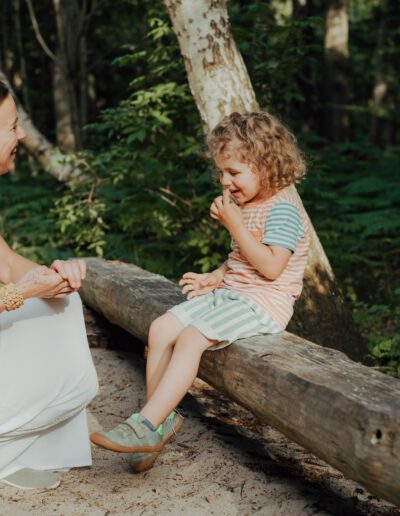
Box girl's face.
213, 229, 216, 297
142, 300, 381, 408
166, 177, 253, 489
215, 153, 269, 205
0, 95, 26, 175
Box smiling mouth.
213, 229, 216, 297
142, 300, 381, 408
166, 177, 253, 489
10, 146, 18, 157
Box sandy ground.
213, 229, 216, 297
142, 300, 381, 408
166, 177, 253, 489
1, 347, 399, 516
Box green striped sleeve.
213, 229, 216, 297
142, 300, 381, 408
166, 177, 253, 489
262, 202, 304, 252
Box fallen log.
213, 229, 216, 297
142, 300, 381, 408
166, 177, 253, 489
80, 258, 400, 507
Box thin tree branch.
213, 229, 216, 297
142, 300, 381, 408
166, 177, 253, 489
25, 0, 58, 62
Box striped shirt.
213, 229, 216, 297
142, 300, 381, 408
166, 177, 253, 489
220, 187, 311, 330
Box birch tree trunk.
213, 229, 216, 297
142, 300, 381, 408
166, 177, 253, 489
163, 0, 366, 361
323, 0, 349, 142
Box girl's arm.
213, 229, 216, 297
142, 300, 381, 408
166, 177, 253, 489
229, 227, 291, 280
211, 191, 292, 280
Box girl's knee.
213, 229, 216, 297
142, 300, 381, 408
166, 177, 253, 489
149, 315, 168, 344
149, 314, 167, 334
148, 313, 182, 351
174, 325, 214, 353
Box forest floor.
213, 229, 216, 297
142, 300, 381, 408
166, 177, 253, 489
1, 346, 399, 516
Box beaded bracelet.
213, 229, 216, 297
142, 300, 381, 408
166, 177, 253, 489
0, 283, 24, 311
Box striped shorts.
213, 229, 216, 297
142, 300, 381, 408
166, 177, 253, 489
168, 288, 281, 351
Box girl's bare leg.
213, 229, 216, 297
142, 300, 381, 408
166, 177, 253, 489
146, 313, 184, 399
141, 325, 215, 427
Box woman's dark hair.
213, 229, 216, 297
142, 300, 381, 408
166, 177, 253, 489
0, 80, 9, 103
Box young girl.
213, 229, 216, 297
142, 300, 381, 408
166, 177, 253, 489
91, 111, 310, 472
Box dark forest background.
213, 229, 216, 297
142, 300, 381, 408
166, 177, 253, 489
0, 0, 399, 372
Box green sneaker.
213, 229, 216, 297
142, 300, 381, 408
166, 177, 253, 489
90, 413, 163, 453
161, 409, 185, 442
130, 410, 184, 473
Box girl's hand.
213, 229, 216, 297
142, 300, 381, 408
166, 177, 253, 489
50, 259, 86, 290
210, 189, 243, 232
179, 270, 223, 300
17, 266, 71, 299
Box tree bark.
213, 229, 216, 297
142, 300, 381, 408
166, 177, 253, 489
52, 0, 83, 151
323, 0, 350, 142
164, 0, 256, 130
292, 0, 309, 19
163, 0, 366, 361
292, 0, 319, 133
12, 0, 30, 112
79, 258, 400, 507
369, 0, 398, 148
0, 70, 84, 182
1, 0, 14, 81
52, 47, 78, 152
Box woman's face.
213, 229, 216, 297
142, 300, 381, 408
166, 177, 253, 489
0, 95, 26, 175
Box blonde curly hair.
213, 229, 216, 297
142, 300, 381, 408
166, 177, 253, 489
207, 111, 306, 192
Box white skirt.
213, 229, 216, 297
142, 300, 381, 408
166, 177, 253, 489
0, 293, 98, 478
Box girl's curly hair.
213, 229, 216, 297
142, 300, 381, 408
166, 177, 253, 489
207, 111, 306, 192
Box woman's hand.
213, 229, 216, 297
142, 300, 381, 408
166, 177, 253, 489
210, 189, 243, 232
179, 269, 224, 300
50, 259, 86, 290
17, 266, 71, 300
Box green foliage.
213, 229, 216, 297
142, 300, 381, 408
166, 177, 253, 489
52, 172, 107, 257
0, 164, 65, 263
301, 143, 400, 302
299, 142, 400, 373
229, 0, 325, 132
353, 302, 400, 377
70, 10, 229, 278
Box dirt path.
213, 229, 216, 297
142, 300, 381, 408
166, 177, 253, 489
1, 348, 399, 516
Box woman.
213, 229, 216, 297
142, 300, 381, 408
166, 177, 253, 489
0, 80, 98, 490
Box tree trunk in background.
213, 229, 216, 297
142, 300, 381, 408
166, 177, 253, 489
79, 36, 88, 130
0, 1, 14, 81
323, 0, 349, 143
369, 0, 398, 148
292, 0, 309, 20
164, 0, 367, 361
12, 0, 30, 112
52, 47, 78, 152
13, 0, 39, 175
292, 0, 318, 134
52, 0, 85, 151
